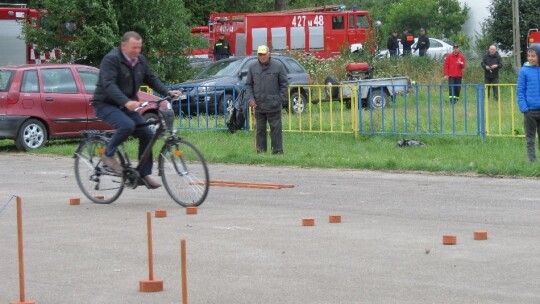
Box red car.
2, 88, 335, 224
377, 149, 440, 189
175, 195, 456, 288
0, 64, 165, 150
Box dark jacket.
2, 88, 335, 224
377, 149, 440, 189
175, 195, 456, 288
213, 39, 231, 60
387, 35, 399, 52
481, 51, 503, 79
92, 48, 168, 108
245, 58, 288, 113
416, 34, 430, 50
401, 32, 414, 49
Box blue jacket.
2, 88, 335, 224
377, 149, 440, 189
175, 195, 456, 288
517, 62, 540, 113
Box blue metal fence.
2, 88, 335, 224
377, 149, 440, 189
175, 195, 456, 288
161, 83, 523, 138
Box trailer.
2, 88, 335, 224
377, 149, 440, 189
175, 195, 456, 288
324, 62, 411, 108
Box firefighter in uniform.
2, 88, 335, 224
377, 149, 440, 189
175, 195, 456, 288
401, 29, 414, 56
213, 33, 231, 61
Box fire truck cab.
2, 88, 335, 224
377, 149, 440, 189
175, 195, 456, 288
0, 4, 37, 65
209, 5, 373, 59
0, 4, 60, 65
528, 29, 540, 48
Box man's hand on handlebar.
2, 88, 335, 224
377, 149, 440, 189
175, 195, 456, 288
126, 100, 142, 111
168, 90, 182, 99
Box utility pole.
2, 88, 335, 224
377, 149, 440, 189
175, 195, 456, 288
512, 0, 521, 73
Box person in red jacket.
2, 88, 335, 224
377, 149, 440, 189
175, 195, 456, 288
443, 44, 466, 103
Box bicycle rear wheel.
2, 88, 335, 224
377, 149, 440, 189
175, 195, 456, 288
159, 139, 209, 207
74, 138, 124, 204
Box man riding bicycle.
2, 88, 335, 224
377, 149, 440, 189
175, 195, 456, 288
92, 31, 180, 189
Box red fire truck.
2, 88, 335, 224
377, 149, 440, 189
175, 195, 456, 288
528, 29, 540, 48
208, 5, 374, 59
0, 4, 60, 65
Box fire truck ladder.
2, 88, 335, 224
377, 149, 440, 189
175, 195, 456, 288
265, 5, 344, 14
0, 3, 27, 7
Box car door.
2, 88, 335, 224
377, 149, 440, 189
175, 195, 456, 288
39, 67, 88, 135
76, 67, 111, 130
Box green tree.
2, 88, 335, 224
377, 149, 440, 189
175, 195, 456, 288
185, 0, 273, 26
488, 0, 540, 62
24, 0, 195, 83
382, 0, 468, 43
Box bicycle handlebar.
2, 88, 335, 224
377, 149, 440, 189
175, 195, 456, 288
135, 95, 179, 111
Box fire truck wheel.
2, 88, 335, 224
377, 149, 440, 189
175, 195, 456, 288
16, 119, 48, 151
369, 89, 389, 108
325, 75, 339, 100
218, 93, 234, 116
290, 91, 306, 114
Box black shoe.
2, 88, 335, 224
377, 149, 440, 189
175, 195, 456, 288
272, 150, 283, 155
257, 149, 267, 154
139, 176, 161, 189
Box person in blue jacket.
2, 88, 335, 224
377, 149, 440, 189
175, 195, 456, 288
517, 45, 540, 162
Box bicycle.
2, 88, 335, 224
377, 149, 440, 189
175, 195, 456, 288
73, 96, 209, 207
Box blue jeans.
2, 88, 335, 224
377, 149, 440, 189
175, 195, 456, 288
94, 103, 154, 177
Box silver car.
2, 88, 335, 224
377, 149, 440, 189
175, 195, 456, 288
378, 37, 453, 60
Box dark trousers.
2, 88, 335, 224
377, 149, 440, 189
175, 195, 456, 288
255, 110, 283, 153
448, 77, 462, 100
94, 103, 154, 176
418, 49, 427, 57
524, 110, 540, 162
485, 77, 499, 99
402, 47, 412, 56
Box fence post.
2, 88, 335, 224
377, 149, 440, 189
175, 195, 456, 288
477, 84, 486, 138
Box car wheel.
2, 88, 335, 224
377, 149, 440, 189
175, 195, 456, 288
16, 119, 47, 151
143, 112, 159, 133
369, 89, 389, 108
218, 93, 234, 116
325, 75, 339, 100
290, 91, 306, 114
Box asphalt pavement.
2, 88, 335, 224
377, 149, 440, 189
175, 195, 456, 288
1, 154, 540, 303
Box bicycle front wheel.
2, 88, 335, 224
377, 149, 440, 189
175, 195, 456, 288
159, 139, 209, 207
74, 138, 124, 204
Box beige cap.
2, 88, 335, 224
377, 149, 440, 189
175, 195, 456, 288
257, 45, 268, 54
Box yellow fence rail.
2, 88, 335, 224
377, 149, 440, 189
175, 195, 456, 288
484, 83, 522, 137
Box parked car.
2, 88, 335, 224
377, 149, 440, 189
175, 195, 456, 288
169, 55, 312, 116
378, 38, 453, 60
0, 64, 165, 150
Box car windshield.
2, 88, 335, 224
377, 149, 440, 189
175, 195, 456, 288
195, 59, 243, 79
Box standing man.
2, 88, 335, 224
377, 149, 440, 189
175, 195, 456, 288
92, 31, 180, 189
481, 45, 503, 100
387, 30, 399, 57
213, 33, 231, 61
401, 29, 414, 56
443, 44, 466, 103
517, 45, 540, 162
415, 28, 430, 57
246, 45, 288, 154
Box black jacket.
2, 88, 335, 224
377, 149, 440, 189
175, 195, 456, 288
416, 34, 430, 50
401, 32, 414, 49
481, 52, 503, 79
92, 48, 169, 107
387, 35, 399, 51
213, 39, 231, 56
